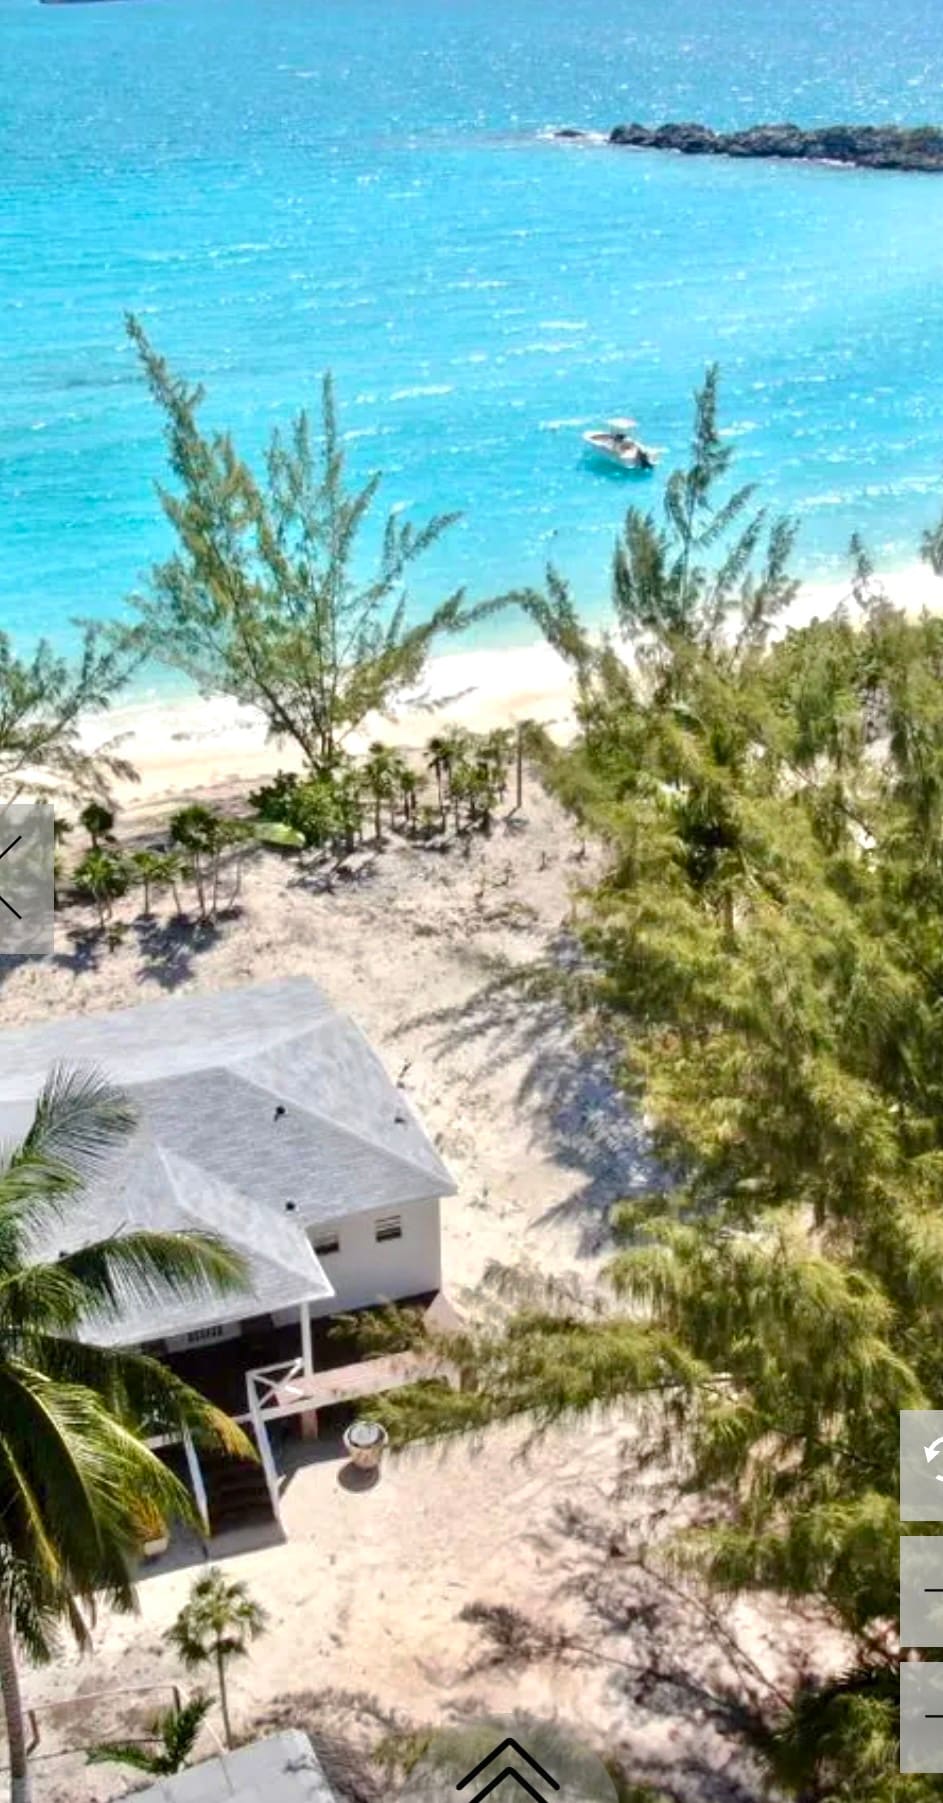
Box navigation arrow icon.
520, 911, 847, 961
456, 1738, 560, 1803
923, 1435, 943, 1482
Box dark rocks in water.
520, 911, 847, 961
607, 120, 943, 172
553, 127, 591, 140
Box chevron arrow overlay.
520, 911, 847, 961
455, 1738, 560, 1800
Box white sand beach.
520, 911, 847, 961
77, 560, 943, 808
80, 639, 578, 807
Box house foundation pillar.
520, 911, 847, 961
300, 1301, 313, 1376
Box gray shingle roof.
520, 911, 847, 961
0, 979, 454, 1348
130, 1730, 335, 1802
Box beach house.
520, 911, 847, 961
0, 977, 457, 1534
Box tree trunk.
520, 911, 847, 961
192, 853, 206, 920
0, 1606, 31, 1803
373, 798, 382, 844
515, 726, 523, 811
215, 1647, 233, 1749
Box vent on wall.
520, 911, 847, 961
313, 1233, 341, 1256
375, 1214, 403, 1243
186, 1324, 227, 1346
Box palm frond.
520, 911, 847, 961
0, 1261, 88, 1337
57, 1229, 249, 1328
33, 1335, 254, 1456
14, 1065, 136, 1178
0, 1068, 137, 1268
87, 1739, 163, 1774
0, 1361, 200, 1601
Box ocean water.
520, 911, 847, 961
3, 0, 943, 681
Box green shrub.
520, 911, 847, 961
249, 769, 363, 850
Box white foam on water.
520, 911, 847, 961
511, 341, 582, 356
389, 383, 455, 400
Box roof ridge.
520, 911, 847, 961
153, 1142, 333, 1287
229, 1029, 456, 1196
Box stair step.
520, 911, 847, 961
200, 1455, 273, 1536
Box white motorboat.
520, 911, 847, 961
583, 417, 660, 471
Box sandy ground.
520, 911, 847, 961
2, 757, 844, 1799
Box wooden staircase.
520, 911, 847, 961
200, 1451, 275, 1537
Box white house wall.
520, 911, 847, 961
269, 1198, 442, 1326
311, 1197, 441, 1316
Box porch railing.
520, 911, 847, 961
245, 1345, 454, 1425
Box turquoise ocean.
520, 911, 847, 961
3, 0, 943, 687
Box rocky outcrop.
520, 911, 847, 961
598, 121, 943, 172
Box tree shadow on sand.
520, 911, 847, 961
454, 1487, 820, 1803
246, 1686, 409, 1803
132, 909, 236, 991
48, 908, 238, 994
394, 933, 665, 1256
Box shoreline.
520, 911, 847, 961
81, 560, 943, 808
81, 639, 580, 808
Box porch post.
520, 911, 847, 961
182, 1429, 211, 1539
300, 1300, 313, 1376
247, 1386, 283, 1528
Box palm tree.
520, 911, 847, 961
384, 752, 412, 829
481, 727, 514, 800
361, 743, 398, 845
170, 807, 251, 923
73, 849, 130, 931
165, 1567, 268, 1749
0, 1067, 250, 1803
78, 802, 114, 849
426, 734, 449, 819
130, 848, 178, 917
169, 805, 217, 920
426, 728, 471, 825
399, 765, 419, 831
88, 1693, 212, 1778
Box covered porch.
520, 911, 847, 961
154, 1293, 460, 1538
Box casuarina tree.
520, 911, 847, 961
372, 374, 943, 1801
126, 317, 515, 771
